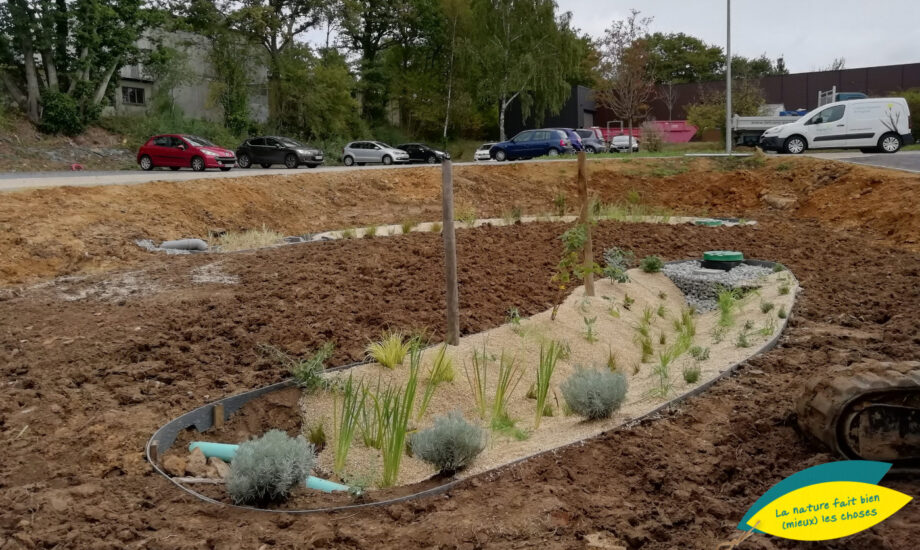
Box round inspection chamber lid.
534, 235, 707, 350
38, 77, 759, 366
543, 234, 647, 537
703, 250, 744, 262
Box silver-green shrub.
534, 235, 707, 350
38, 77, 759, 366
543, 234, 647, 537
226, 429, 315, 504
561, 367, 628, 419
410, 412, 486, 474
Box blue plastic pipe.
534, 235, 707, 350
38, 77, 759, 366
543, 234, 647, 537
188, 441, 350, 493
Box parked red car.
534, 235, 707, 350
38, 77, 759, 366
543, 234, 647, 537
137, 134, 236, 172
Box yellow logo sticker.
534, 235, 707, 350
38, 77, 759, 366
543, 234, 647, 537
747, 481, 912, 541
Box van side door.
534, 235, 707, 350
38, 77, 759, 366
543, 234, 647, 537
803, 105, 847, 149
846, 102, 884, 148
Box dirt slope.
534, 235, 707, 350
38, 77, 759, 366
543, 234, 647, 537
2, 156, 920, 285
0, 118, 133, 172
1, 220, 918, 549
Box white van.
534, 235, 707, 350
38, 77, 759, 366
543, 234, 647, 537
759, 98, 914, 154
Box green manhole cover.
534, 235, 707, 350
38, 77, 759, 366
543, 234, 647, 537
694, 219, 723, 227
703, 250, 744, 262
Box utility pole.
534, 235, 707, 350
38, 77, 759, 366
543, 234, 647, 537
725, 0, 732, 154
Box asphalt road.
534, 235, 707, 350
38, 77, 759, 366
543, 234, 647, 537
2, 151, 918, 192
829, 151, 920, 173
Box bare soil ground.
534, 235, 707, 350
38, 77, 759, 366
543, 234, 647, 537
2, 156, 920, 285
2, 215, 919, 549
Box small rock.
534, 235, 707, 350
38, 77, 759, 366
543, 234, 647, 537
208, 457, 231, 479
762, 194, 797, 210
185, 447, 209, 477
162, 455, 186, 477
584, 532, 626, 549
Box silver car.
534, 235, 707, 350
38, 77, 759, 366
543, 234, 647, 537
474, 143, 495, 161
342, 141, 410, 166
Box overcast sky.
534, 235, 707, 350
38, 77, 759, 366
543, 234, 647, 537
561, 0, 920, 72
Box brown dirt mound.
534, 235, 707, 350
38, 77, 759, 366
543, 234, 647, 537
1, 219, 918, 549
2, 156, 920, 285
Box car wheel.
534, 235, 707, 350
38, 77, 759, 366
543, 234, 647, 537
547, 148, 559, 157
343, 156, 355, 167
284, 153, 298, 168
426, 155, 437, 164
139, 155, 154, 171
494, 149, 507, 162
382, 155, 393, 165
879, 133, 902, 154
219, 167, 232, 172
783, 135, 806, 155
260, 163, 271, 168
238, 153, 252, 168
191, 156, 205, 172
585, 146, 596, 154
170, 166, 180, 171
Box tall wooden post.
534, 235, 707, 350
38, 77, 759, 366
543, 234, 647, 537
441, 161, 460, 345
577, 151, 595, 297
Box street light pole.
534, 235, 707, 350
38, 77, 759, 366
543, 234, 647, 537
725, 0, 732, 154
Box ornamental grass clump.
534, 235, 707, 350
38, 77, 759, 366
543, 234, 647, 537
367, 331, 410, 369
379, 347, 421, 487
533, 341, 562, 429
490, 351, 524, 431
410, 412, 486, 474
226, 430, 315, 505
561, 367, 628, 420
717, 288, 738, 327
417, 344, 454, 420
332, 375, 364, 474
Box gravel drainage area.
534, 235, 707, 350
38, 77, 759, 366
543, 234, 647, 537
663, 260, 777, 311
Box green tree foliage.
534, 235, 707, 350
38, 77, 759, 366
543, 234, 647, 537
0, 0, 149, 130
337, 0, 403, 122
646, 32, 787, 84
731, 53, 787, 79
208, 34, 253, 135
277, 46, 366, 140
145, 44, 194, 117
646, 32, 723, 84
686, 79, 766, 131
223, 0, 327, 122
894, 88, 920, 140
467, 0, 583, 141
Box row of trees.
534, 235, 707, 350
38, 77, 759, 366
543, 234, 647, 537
1, 2, 792, 140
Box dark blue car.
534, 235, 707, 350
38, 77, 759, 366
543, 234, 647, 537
489, 129, 574, 161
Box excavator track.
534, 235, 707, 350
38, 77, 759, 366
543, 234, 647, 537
796, 361, 920, 472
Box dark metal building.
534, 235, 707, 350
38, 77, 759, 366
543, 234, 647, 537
504, 62, 920, 133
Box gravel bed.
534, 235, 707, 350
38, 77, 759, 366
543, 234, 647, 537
662, 260, 774, 311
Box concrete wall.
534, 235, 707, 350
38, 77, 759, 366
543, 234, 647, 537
109, 30, 269, 123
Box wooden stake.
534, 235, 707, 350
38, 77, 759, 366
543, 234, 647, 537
213, 403, 225, 429
441, 160, 460, 345
577, 151, 595, 297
